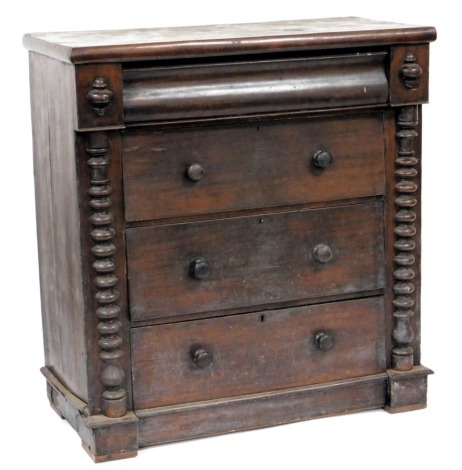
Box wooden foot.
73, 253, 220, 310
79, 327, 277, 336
385, 365, 433, 413
41, 367, 139, 462
80, 414, 139, 462
46, 381, 65, 419
82, 443, 138, 463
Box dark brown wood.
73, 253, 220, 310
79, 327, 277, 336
123, 113, 385, 222
385, 365, 433, 412
87, 78, 114, 115
392, 106, 420, 371
85, 132, 127, 417
399, 52, 423, 90
80, 414, 139, 463
25, 19, 434, 460
131, 297, 385, 409
42, 366, 90, 420
23, 17, 436, 64
389, 45, 430, 105
75, 63, 123, 130
29, 52, 89, 401
411, 108, 423, 365
127, 202, 385, 321
123, 53, 388, 122
41, 367, 139, 461
76, 130, 134, 415
137, 374, 388, 447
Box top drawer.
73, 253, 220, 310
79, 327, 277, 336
123, 113, 385, 222
123, 53, 388, 122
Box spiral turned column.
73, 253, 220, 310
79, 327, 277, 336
86, 132, 127, 417
392, 106, 419, 371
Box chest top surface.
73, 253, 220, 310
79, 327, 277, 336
23, 17, 436, 64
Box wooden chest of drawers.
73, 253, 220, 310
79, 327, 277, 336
24, 17, 436, 461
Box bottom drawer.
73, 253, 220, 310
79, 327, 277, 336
131, 297, 385, 409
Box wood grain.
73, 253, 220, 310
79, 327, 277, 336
390, 45, 430, 105
137, 374, 387, 446
24, 17, 435, 459
123, 54, 388, 122
131, 297, 386, 409
123, 113, 385, 222
23, 17, 436, 64
386, 366, 433, 411
127, 202, 385, 321
29, 52, 88, 401
75, 63, 123, 130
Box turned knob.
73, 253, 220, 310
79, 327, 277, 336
186, 163, 205, 182
192, 347, 213, 369
313, 244, 333, 263
189, 257, 211, 280
315, 332, 334, 352
86, 78, 113, 116
399, 52, 423, 89
312, 150, 333, 169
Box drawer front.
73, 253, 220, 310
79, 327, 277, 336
123, 114, 385, 222
131, 297, 386, 409
123, 53, 388, 123
127, 202, 384, 322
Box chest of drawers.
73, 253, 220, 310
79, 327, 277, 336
24, 17, 436, 461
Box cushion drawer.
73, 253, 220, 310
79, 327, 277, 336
123, 53, 388, 123
126, 201, 384, 322
123, 113, 385, 222
130, 296, 386, 409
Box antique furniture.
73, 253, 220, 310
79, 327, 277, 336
24, 17, 436, 462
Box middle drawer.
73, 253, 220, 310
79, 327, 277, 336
127, 201, 384, 322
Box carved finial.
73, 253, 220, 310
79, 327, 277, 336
87, 78, 114, 116
399, 53, 423, 90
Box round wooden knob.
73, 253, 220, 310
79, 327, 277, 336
315, 332, 334, 352
186, 163, 205, 182
312, 150, 332, 169
190, 258, 211, 280
313, 244, 333, 263
192, 348, 213, 369
399, 52, 423, 89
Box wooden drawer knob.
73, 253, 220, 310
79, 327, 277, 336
312, 150, 332, 169
399, 52, 423, 89
187, 163, 205, 182
192, 347, 213, 369
313, 244, 333, 263
315, 331, 334, 352
189, 257, 211, 280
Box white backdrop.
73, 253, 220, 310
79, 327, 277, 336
1, 2, 459, 468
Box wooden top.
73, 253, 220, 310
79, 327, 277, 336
23, 17, 436, 64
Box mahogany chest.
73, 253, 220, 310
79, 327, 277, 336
24, 17, 436, 461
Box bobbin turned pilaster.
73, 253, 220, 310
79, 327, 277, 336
86, 132, 127, 418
